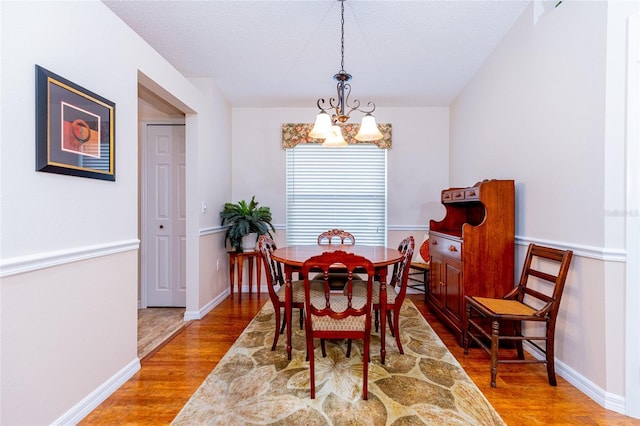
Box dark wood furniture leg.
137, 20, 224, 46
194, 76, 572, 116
378, 266, 388, 364
228, 252, 236, 299
284, 264, 293, 361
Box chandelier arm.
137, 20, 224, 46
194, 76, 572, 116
355, 101, 376, 115
344, 94, 359, 114
327, 97, 340, 111
315, 98, 331, 112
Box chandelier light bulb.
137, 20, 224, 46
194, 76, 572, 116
309, 111, 333, 139
322, 125, 348, 147
355, 114, 383, 141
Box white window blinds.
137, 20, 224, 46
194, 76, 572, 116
285, 143, 387, 246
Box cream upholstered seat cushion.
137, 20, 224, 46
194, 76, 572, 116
309, 294, 367, 331
349, 281, 397, 304
275, 280, 324, 304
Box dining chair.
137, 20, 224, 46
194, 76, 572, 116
315, 229, 360, 290
408, 236, 430, 302
317, 229, 356, 245
463, 243, 573, 387
302, 250, 375, 400
258, 235, 307, 351
349, 235, 414, 356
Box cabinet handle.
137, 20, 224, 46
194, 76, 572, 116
449, 245, 457, 252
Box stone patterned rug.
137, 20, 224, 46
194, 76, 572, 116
172, 300, 505, 425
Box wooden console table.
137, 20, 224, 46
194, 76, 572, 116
228, 250, 262, 299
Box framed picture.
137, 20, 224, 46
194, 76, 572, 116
36, 65, 115, 181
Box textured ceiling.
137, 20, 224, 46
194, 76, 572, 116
104, 0, 530, 108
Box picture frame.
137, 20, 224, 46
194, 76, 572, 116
36, 65, 115, 181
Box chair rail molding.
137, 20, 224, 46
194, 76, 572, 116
200, 224, 286, 237
0, 239, 140, 278
199, 225, 227, 236
388, 225, 429, 232
515, 236, 625, 262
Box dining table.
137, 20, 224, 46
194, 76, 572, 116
271, 244, 404, 364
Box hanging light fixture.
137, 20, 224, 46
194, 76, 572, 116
309, 0, 383, 145
322, 125, 348, 147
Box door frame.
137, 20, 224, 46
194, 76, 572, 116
139, 119, 186, 308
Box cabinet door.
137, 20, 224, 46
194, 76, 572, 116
429, 252, 445, 310
444, 259, 463, 323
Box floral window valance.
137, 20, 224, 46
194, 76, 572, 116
281, 123, 392, 149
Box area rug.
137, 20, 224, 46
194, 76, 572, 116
172, 300, 505, 425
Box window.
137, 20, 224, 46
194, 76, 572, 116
286, 143, 387, 246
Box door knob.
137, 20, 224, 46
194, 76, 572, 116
159, 225, 164, 229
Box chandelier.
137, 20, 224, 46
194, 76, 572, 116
309, 0, 383, 146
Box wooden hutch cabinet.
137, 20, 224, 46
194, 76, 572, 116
428, 179, 515, 345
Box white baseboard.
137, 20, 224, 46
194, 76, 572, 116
53, 358, 141, 425
184, 288, 230, 320
524, 342, 626, 415
57, 289, 230, 424
555, 357, 626, 414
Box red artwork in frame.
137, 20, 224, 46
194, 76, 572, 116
35, 65, 115, 181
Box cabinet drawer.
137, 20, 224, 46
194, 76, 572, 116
464, 188, 479, 200
430, 235, 462, 260
442, 189, 469, 203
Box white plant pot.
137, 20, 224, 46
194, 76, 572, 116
241, 233, 258, 251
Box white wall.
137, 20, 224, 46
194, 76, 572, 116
191, 78, 233, 312
450, 0, 638, 415
0, 1, 229, 423
1, 252, 138, 425
451, 2, 607, 246
230, 107, 450, 229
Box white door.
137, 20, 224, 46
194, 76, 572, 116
145, 124, 186, 307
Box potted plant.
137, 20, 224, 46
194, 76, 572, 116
220, 196, 275, 252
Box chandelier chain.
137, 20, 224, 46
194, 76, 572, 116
340, 0, 345, 72
310, 0, 381, 142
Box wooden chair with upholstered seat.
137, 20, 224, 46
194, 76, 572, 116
258, 235, 308, 351
302, 250, 375, 400
350, 235, 414, 360
463, 243, 573, 387
407, 236, 430, 302
317, 229, 356, 245
315, 229, 359, 289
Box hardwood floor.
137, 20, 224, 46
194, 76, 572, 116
81, 293, 639, 425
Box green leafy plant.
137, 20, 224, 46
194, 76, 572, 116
220, 196, 275, 252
